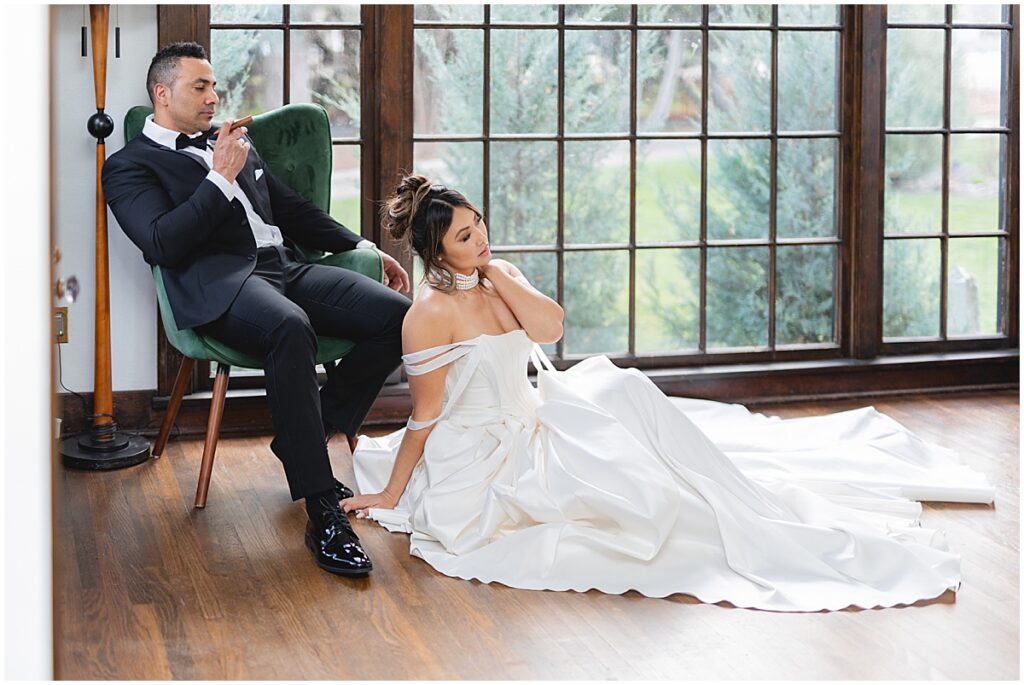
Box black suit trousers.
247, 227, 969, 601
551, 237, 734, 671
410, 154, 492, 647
198, 245, 410, 500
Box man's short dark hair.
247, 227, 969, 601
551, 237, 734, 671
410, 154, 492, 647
146, 42, 208, 104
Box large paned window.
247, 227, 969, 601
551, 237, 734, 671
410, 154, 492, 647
883, 4, 1012, 343
156, 4, 1017, 409
412, 4, 844, 365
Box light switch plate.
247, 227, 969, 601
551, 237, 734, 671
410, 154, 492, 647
55, 307, 68, 343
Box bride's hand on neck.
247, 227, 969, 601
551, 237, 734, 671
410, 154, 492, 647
478, 260, 564, 344
477, 258, 506, 281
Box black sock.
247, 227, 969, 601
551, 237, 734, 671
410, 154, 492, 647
305, 487, 340, 524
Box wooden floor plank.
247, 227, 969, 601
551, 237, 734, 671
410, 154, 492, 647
54, 390, 1019, 679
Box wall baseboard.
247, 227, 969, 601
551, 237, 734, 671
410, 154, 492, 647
58, 389, 156, 437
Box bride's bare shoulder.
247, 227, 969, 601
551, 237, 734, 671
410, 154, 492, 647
403, 286, 457, 352
409, 283, 458, 317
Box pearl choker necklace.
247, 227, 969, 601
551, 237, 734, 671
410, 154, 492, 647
453, 270, 480, 290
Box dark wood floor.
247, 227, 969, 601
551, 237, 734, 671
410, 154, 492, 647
54, 390, 1019, 679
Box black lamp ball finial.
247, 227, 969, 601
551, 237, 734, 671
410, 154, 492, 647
87, 109, 115, 141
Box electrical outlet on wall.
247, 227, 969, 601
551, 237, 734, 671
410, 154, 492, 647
55, 307, 68, 343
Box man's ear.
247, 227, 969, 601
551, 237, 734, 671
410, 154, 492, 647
152, 83, 169, 107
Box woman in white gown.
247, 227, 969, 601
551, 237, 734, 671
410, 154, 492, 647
340, 175, 995, 612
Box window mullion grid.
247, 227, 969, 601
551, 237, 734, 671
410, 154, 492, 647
556, 4, 566, 360
892, 125, 1011, 133
282, 4, 290, 104
699, 4, 710, 354
415, 130, 850, 142
999, 10, 1015, 337
878, 9, 893, 344
940, 4, 952, 340
888, 126, 1010, 134
355, 18, 367, 237
769, 6, 779, 352
881, 6, 1015, 347
888, 22, 1012, 30
628, 5, 638, 357
483, 7, 491, 223
886, 230, 1007, 239
832, 14, 844, 353
358, 4, 372, 240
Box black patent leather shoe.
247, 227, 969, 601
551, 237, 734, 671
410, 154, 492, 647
304, 497, 373, 576
333, 478, 354, 501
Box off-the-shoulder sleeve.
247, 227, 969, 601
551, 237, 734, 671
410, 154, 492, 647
403, 342, 475, 376
402, 339, 482, 431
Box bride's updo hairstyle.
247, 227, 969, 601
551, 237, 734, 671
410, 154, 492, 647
381, 174, 483, 293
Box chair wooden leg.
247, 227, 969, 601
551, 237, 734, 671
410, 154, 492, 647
195, 363, 230, 509
152, 357, 196, 458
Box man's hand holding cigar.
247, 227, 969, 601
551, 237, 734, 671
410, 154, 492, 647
211, 116, 253, 184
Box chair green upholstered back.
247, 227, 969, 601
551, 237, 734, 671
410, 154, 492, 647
121, 104, 382, 367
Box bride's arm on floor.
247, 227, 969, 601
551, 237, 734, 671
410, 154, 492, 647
481, 259, 563, 344
341, 295, 454, 514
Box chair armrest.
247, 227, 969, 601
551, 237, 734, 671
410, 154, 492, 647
314, 249, 385, 284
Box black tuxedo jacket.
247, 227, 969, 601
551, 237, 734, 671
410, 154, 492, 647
102, 130, 363, 330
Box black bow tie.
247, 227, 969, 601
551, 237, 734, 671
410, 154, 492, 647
175, 130, 212, 151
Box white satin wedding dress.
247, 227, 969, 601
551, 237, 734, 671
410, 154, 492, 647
353, 328, 994, 612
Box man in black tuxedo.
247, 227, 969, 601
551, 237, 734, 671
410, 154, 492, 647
103, 42, 411, 576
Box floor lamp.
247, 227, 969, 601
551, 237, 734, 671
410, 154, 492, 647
60, 4, 149, 469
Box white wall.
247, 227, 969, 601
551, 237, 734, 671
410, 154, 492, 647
3, 5, 54, 679
53, 5, 158, 394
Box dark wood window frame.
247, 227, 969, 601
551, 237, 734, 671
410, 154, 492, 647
149, 4, 1017, 434
880, 5, 1017, 353
412, 5, 846, 368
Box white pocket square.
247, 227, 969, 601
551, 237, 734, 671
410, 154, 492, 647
255, 169, 264, 180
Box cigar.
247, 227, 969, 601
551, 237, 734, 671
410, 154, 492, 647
212, 115, 254, 139
229, 115, 253, 131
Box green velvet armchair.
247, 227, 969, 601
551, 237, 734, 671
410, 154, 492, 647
122, 103, 383, 508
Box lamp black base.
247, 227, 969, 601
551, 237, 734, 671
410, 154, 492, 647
60, 432, 151, 471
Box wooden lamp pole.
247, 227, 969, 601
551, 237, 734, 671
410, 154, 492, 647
61, 4, 149, 469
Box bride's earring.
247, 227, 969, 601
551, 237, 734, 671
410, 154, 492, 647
431, 258, 454, 289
